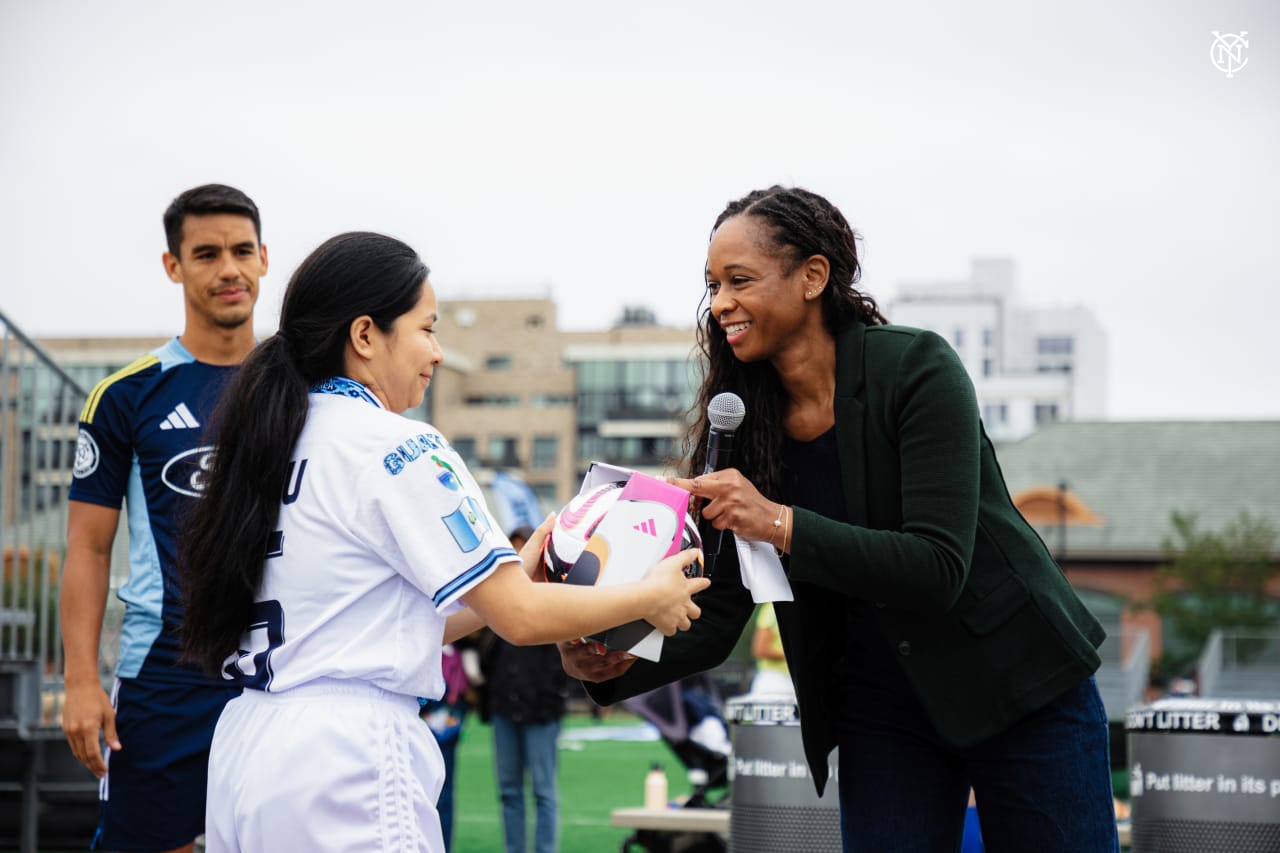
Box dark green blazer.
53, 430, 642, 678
586, 323, 1105, 795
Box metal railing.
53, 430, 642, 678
1196, 629, 1280, 699
1094, 625, 1151, 719
1, 309, 88, 729
1196, 630, 1223, 698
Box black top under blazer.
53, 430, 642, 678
585, 322, 1105, 795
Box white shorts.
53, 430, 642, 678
205, 678, 445, 853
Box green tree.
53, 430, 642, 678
1152, 511, 1280, 675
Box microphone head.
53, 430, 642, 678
708, 392, 746, 432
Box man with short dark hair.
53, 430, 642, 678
61, 183, 267, 852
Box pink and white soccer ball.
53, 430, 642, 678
677, 513, 704, 577
543, 481, 626, 582
543, 480, 704, 584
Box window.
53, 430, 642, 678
463, 394, 521, 407
953, 328, 965, 348
577, 361, 616, 391
531, 393, 575, 407
1036, 336, 1074, 356
982, 328, 994, 348
1036, 336, 1075, 374
532, 482, 559, 505
487, 436, 520, 467
577, 432, 605, 463
532, 436, 558, 470
982, 358, 994, 378
1034, 403, 1060, 425
982, 403, 1008, 424
485, 354, 513, 371
451, 437, 477, 464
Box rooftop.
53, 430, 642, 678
996, 421, 1280, 560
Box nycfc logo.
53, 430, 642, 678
73, 430, 100, 479
162, 445, 215, 497
1210, 31, 1248, 78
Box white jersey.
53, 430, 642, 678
220, 380, 518, 701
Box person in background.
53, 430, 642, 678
560, 185, 1118, 851
178, 231, 709, 852
482, 526, 571, 853
61, 183, 267, 853
420, 642, 471, 852
748, 602, 792, 697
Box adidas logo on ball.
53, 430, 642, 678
544, 479, 704, 587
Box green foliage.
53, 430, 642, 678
1152, 511, 1280, 673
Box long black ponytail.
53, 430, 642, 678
180, 232, 429, 675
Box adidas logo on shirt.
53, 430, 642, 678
159, 402, 201, 431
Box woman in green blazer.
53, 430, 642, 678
562, 186, 1118, 851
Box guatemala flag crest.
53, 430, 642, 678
442, 496, 491, 553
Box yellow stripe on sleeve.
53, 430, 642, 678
80, 354, 160, 423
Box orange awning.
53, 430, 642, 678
1012, 486, 1104, 526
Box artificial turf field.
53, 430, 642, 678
448, 710, 700, 853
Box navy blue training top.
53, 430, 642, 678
69, 337, 236, 684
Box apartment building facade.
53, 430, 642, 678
887, 258, 1107, 442
429, 300, 699, 508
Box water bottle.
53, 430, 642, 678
644, 762, 668, 810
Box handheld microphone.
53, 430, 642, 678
701, 392, 745, 573
704, 392, 745, 477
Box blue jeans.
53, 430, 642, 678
422, 699, 468, 852
837, 676, 1118, 852
437, 732, 460, 851
493, 715, 561, 853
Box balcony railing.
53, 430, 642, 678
1196, 629, 1280, 699
1094, 625, 1151, 720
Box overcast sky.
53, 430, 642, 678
2, 0, 1276, 420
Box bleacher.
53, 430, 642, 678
1, 310, 99, 852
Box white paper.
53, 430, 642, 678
734, 537, 795, 603
581, 460, 634, 490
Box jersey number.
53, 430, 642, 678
230, 461, 305, 687
267, 458, 308, 560
221, 599, 285, 689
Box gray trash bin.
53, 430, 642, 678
1127, 697, 1280, 852
725, 696, 840, 852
